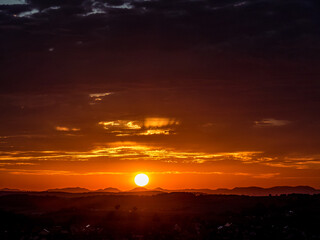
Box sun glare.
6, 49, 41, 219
134, 173, 149, 187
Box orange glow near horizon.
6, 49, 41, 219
1, 139, 320, 190
1, 122, 320, 191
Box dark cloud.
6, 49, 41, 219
25, 0, 85, 9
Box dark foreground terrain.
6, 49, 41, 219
0, 192, 320, 240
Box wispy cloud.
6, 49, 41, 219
0, 142, 261, 164
1, 140, 319, 178
252, 173, 280, 179
55, 126, 80, 132
262, 155, 320, 169
2, 141, 320, 171
89, 92, 113, 103
254, 118, 291, 127
99, 120, 141, 130
17, 8, 39, 18
0, 167, 280, 179
89, 92, 113, 98
144, 118, 179, 128
136, 129, 172, 136
98, 118, 179, 136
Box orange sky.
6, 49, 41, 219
1, 92, 320, 191
1, 137, 320, 190
1, 0, 320, 191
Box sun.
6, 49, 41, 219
134, 173, 149, 187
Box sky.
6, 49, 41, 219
0, 0, 320, 191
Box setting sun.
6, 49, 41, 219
134, 173, 149, 187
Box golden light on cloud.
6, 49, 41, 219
144, 118, 179, 128
0, 142, 263, 164
3, 138, 320, 190
98, 120, 141, 130
126, 121, 141, 129
89, 92, 113, 98
55, 126, 80, 132
134, 173, 149, 187
137, 129, 171, 135
89, 92, 114, 104
254, 118, 290, 127
98, 117, 179, 136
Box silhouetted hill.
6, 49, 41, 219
2, 186, 319, 196
153, 187, 168, 192
121, 186, 320, 196
95, 187, 120, 192
174, 188, 213, 194
129, 187, 148, 192
46, 187, 90, 193
197, 186, 320, 196
145, 186, 320, 196
0, 188, 21, 192
268, 186, 318, 195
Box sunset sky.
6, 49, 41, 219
0, 0, 320, 190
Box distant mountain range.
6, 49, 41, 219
0, 188, 21, 192
47, 187, 91, 193
129, 187, 148, 192
1, 186, 319, 196
171, 186, 320, 196
95, 187, 121, 193
46, 187, 121, 193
